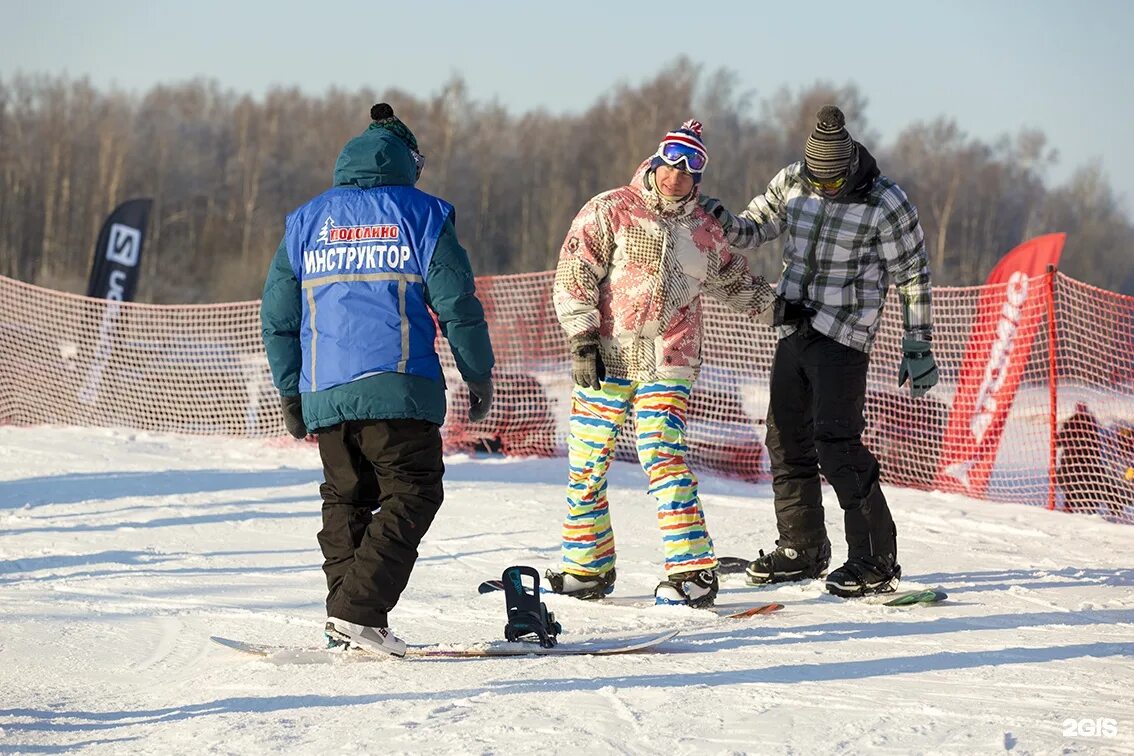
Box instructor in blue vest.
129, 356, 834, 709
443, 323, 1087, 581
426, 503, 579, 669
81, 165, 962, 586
261, 103, 494, 657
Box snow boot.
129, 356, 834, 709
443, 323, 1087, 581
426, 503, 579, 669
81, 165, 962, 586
324, 617, 407, 658
745, 540, 831, 585
825, 555, 902, 598
654, 568, 719, 608
544, 567, 616, 600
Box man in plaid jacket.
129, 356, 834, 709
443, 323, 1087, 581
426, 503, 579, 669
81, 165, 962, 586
703, 105, 939, 597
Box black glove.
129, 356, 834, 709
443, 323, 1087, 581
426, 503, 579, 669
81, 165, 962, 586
280, 395, 307, 439
570, 339, 606, 390
772, 297, 817, 327
898, 337, 939, 398
698, 195, 733, 233
468, 380, 493, 422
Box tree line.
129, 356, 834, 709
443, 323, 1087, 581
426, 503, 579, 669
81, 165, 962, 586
2, 58, 1132, 303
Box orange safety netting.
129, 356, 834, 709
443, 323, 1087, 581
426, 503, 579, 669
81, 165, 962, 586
2, 272, 1131, 523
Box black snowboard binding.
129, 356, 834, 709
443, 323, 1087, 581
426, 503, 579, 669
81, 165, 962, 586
501, 565, 562, 648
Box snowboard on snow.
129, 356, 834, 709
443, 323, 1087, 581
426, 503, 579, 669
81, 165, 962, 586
716, 558, 947, 607
479, 556, 751, 586
871, 588, 948, 606
476, 577, 784, 619
715, 556, 751, 575
210, 629, 679, 663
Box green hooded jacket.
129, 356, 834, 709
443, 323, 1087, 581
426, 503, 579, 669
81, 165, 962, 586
260, 122, 494, 430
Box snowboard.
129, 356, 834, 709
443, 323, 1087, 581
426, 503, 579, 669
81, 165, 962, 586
476, 578, 784, 619
716, 556, 833, 579
478, 556, 753, 588
591, 594, 784, 618
872, 588, 948, 607
716, 556, 750, 575
210, 629, 679, 662
715, 559, 945, 608
718, 602, 784, 618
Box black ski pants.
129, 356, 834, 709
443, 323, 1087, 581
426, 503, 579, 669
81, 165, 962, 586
316, 418, 444, 627
765, 325, 897, 560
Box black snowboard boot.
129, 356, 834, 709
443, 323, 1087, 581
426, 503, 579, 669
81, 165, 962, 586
654, 568, 719, 608
745, 540, 831, 585
544, 567, 616, 600
825, 555, 901, 597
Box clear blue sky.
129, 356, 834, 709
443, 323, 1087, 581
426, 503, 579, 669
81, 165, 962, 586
2, 0, 1131, 216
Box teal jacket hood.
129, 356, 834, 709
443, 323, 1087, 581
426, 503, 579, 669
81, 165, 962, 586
333, 123, 417, 189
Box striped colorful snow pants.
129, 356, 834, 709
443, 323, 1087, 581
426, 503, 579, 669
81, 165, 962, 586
560, 376, 717, 577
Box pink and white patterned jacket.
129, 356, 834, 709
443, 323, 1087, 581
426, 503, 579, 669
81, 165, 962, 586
554, 161, 774, 382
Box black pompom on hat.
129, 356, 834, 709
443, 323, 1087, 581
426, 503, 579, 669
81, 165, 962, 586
369, 102, 419, 154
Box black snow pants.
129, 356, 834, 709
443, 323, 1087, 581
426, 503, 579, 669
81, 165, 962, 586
316, 418, 444, 627
764, 324, 897, 560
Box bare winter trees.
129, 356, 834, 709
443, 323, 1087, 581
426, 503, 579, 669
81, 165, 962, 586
0, 61, 1131, 303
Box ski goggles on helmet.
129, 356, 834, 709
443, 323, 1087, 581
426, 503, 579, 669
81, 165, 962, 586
656, 141, 708, 174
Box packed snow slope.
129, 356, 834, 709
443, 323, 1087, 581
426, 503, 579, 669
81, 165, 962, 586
1, 427, 1131, 755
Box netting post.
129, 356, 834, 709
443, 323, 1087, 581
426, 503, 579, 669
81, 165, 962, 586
1046, 265, 1058, 511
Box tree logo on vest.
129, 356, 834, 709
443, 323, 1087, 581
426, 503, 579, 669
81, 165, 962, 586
318, 216, 401, 244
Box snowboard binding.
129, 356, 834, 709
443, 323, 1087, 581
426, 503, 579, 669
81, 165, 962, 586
501, 565, 561, 648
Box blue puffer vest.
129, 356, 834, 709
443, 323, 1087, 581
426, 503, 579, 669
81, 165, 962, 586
284, 186, 453, 392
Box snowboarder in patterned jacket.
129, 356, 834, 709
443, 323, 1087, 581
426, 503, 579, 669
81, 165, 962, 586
260, 104, 494, 655
701, 105, 937, 597
548, 119, 775, 608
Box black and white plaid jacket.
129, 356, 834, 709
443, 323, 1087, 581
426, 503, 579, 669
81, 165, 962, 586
714, 161, 932, 353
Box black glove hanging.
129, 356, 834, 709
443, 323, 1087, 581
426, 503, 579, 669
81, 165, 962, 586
280, 395, 307, 439
569, 339, 606, 391
468, 380, 494, 422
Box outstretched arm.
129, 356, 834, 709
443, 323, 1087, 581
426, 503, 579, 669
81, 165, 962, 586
704, 245, 775, 319
701, 167, 791, 249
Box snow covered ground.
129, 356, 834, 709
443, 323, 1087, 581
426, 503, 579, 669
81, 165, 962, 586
1, 426, 1132, 755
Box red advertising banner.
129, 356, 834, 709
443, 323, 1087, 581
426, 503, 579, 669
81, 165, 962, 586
936, 233, 1066, 497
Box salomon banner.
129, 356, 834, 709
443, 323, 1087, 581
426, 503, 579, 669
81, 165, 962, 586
79, 198, 152, 406
85, 198, 152, 301
936, 233, 1066, 497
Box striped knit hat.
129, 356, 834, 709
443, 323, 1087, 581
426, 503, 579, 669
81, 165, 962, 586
804, 105, 854, 179
650, 119, 708, 184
